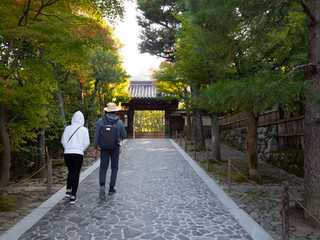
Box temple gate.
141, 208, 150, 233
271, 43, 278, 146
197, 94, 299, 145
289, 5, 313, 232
121, 81, 182, 138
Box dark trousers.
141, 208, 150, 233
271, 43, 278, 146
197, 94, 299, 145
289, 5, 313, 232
99, 146, 120, 188
64, 154, 83, 196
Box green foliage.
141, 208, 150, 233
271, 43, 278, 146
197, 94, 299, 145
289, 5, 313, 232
182, 0, 309, 118
137, 0, 184, 62
93, 0, 126, 24
135, 111, 165, 132
153, 62, 190, 103
0, 0, 129, 180
87, 46, 130, 114
4, 80, 50, 151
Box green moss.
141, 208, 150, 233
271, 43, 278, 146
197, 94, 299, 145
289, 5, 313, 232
211, 158, 227, 164
32, 171, 46, 178
267, 151, 304, 177
53, 161, 66, 169
0, 197, 15, 212
231, 173, 249, 182
252, 177, 266, 185
208, 167, 219, 172
245, 191, 264, 198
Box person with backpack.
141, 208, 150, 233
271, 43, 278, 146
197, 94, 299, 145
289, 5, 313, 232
61, 111, 90, 204
94, 102, 127, 199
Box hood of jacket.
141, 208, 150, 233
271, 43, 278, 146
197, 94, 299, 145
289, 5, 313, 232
71, 111, 85, 126
105, 113, 119, 124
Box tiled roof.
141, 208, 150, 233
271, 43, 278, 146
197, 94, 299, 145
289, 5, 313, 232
129, 81, 163, 99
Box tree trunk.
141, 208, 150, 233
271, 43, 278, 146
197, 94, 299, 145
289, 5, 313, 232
192, 110, 206, 151
37, 128, 46, 177
0, 102, 11, 196
211, 112, 221, 161
190, 83, 206, 151
245, 106, 260, 178
55, 85, 66, 128
186, 112, 192, 139
304, 2, 320, 219
99, 85, 104, 117
185, 104, 192, 139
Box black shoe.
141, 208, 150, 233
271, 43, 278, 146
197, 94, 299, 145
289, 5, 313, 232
65, 191, 71, 198
109, 188, 116, 195
70, 196, 77, 204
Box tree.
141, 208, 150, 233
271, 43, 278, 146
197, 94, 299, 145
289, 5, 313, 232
153, 62, 192, 138
185, 0, 307, 178
0, 0, 126, 194
164, 15, 210, 151
136, 0, 184, 62
87, 46, 130, 118
135, 111, 165, 132
296, 0, 320, 220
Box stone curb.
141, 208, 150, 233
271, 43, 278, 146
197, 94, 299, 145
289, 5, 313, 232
170, 139, 274, 240
0, 153, 105, 239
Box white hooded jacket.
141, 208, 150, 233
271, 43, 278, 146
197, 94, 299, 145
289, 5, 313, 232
61, 111, 90, 155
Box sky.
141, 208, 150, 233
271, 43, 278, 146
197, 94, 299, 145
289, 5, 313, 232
114, 1, 164, 80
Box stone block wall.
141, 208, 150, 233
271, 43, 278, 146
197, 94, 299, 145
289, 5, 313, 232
219, 125, 304, 177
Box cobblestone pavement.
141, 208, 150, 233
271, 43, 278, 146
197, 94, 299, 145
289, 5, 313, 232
178, 140, 320, 240
18, 139, 263, 240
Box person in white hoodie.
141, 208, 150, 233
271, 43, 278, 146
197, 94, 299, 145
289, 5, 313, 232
61, 111, 90, 204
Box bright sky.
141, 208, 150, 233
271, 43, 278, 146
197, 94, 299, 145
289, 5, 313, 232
114, 1, 164, 80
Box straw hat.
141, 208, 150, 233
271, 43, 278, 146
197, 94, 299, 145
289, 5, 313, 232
104, 102, 120, 112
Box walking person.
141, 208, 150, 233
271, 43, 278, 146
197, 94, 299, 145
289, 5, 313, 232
94, 102, 127, 199
61, 111, 90, 204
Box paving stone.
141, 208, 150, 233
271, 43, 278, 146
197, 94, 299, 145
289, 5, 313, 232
12, 139, 269, 240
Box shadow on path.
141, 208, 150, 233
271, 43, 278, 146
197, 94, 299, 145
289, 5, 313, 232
1, 139, 272, 240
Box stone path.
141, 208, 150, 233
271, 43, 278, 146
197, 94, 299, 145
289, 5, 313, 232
2, 139, 271, 240
185, 141, 320, 240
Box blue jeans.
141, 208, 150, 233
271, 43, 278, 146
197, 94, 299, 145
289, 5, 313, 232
99, 146, 120, 188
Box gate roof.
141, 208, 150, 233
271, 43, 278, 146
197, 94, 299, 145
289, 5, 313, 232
129, 80, 166, 99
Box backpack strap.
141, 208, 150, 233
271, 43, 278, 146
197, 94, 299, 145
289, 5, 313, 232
102, 116, 108, 125
67, 126, 81, 142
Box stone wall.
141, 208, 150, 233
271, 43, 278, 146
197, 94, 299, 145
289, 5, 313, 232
219, 125, 304, 177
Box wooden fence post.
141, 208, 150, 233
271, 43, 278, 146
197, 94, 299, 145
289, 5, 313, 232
228, 157, 231, 192
194, 143, 196, 160
282, 182, 289, 240
46, 147, 52, 195
206, 147, 210, 171
185, 137, 187, 151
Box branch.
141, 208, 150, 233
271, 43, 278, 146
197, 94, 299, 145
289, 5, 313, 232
7, 110, 23, 127
10, 37, 25, 73
287, 63, 313, 76
38, 13, 65, 22
271, 63, 314, 86
0, 35, 15, 65
32, 0, 60, 21
24, 0, 32, 26
13, 70, 24, 86
296, 0, 316, 23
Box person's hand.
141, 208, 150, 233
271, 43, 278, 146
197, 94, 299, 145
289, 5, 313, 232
94, 149, 99, 158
